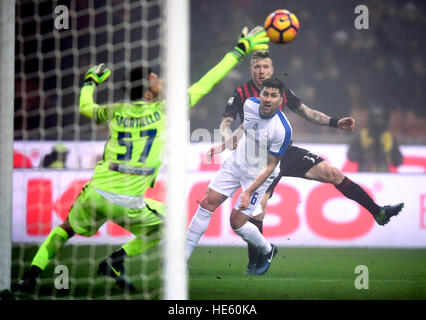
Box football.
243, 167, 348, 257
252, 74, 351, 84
264, 9, 300, 44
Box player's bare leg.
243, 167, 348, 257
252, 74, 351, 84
186, 188, 228, 261
304, 160, 345, 185
199, 187, 229, 212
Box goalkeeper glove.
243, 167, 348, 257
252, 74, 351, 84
83, 63, 111, 86
232, 26, 270, 60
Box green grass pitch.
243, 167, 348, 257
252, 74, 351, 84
11, 245, 426, 300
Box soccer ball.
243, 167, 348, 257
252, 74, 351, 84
264, 9, 300, 44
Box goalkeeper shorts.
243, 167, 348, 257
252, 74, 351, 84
68, 182, 164, 237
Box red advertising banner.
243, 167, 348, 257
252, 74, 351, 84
12, 142, 426, 247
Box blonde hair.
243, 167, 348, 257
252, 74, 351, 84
250, 50, 272, 66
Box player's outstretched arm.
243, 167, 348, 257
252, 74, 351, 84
79, 64, 111, 120
188, 26, 269, 108
294, 103, 355, 131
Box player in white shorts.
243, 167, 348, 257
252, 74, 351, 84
186, 78, 292, 275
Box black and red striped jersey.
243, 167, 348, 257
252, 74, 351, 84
223, 79, 301, 123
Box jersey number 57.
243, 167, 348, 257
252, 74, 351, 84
117, 129, 157, 163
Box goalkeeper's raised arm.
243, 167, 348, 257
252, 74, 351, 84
78, 27, 269, 113
188, 26, 269, 108
79, 63, 112, 123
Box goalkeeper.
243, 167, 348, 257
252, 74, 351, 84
16, 26, 269, 293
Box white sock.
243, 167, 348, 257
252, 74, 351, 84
186, 205, 213, 261
234, 222, 271, 255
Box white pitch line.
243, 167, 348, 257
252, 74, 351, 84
191, 278, 426, 283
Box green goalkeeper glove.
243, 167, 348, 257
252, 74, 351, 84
83, 63, 111, 86
232, 26, 270, 60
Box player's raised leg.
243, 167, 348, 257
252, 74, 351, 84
306, 161, 404, 225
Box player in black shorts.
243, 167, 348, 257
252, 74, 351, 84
265, 146, 324, 195
218, 50, 405, 274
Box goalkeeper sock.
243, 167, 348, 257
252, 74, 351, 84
234, 222, 271, 256
247, 218, 263, 265
336, 177, 381, 216
186, 205, 212, 260
31, 226, 69, 271
121, 237, 160, 258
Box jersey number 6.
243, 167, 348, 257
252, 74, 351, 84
117, 129, 157, 163
250, 192, 259, 205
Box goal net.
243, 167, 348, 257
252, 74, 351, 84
8, 0, 188, 300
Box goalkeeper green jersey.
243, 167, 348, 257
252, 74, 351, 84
80, 85, 165, 196
79, 51, 240, 196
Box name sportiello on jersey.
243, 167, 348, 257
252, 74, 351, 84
115, 111, 162, 128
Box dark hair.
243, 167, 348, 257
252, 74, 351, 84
261, 78, 284, 96
128, 67, 152, 100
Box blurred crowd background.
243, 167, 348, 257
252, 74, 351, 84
190, 0, 426, 144
13, 0, 426, 144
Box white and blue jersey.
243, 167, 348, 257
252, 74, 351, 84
233, 97, 292, 176
208, 96, 292, 216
